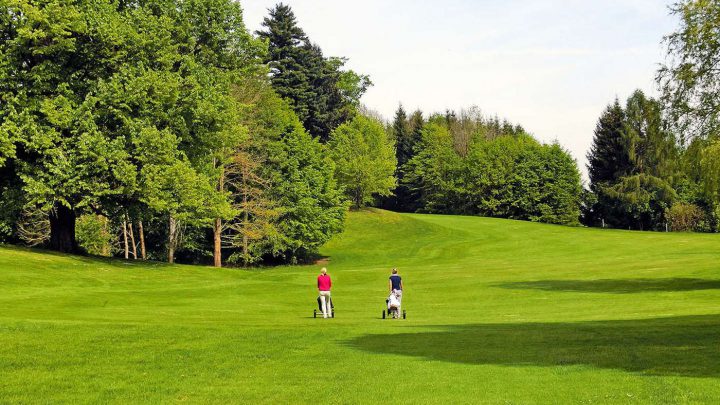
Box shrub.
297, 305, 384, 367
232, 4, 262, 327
666, 203, 706, 232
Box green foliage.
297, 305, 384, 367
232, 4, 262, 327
601, 174, 677, 230
666, 202, 707, 232
624, 90, 678, 180
700, 139, 720, 205
587, 100, 631, 189
586, 91, 681, 230
659, 0, 720, 140
335, 65, 373, 107
256, 3, 370, 141
76, 215, 114, 256
511, 143, 583, 225
0, 164, 22, 242
238, 84, 347, 262
329, 115, 397, 208
381, 106, 425, 211
392, 105, 411, 168
0, 0, 265, 254
405, 116, 582, 225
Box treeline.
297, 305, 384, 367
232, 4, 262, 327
380, 107, 582, 225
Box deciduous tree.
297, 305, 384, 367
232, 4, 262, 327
329, 115, 397, 209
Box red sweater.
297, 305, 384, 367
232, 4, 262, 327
318, 274, 332, 291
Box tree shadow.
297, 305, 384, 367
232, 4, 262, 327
496, 278, 720, 293
346, 315, 720, 377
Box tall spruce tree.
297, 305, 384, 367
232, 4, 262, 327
256, 3, 369, 141
255, 4, 312, 122
587, 100, 631, 192
398, 109, 426, 212
393, 105, 411, 168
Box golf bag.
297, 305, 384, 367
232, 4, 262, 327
387, 292, 400, 310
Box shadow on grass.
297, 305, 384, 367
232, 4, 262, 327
497, 278, 720, 293
347, 315, 720, 377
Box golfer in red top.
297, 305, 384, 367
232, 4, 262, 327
317, 267, 332, 318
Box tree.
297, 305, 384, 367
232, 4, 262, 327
700, 139, 720, 219
623, 90, 678, 180
255, 4, 311, 121
396, 110, 425, 212
256, 3, 370, 141
238, 82, 347, 263
209, 147, 278, 267
0, 0, 133, 252
329, 115, 397, 209
659, 0, 720, 140
587, 100, 631, 191
601, 174, 677, 230
393, 105, 412, 168
403, 120, 465, 214
585, 91, 680, 230
0, 0, 264, 256
510, 143, 582, 225
381, 105, 411, 211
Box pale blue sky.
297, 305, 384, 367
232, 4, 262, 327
241, 0, 678, 180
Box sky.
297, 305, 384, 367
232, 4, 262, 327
241, 0, 678, 181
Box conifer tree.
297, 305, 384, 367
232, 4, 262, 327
256, 3, 370, 141
587, 100, 631, 192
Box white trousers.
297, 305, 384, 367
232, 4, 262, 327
319, 290, 332, 318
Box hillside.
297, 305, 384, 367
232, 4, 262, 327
1, 209, 720, 403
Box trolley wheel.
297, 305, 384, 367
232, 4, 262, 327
313, 310, 317, 318
403, 310, 406, 319
382, 310, 386, 319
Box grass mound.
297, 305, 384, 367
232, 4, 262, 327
1, 209, 720, 403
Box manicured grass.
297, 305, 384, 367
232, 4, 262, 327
1, 209, 720, 403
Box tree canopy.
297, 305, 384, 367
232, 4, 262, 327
329, 115, 396, 209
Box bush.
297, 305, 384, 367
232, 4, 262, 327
76, 215, 115, 256
666, 203, 706, 232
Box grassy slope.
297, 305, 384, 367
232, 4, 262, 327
1, 209, 720, 404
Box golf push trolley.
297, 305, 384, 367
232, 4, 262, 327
383, 293, 406, 319
313, 296, 335, 318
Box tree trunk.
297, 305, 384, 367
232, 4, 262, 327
213, 166, 224, 268
100, 216, 110, 257
138, 220, 146, 260
242, 182, 249, 267
213, 218, 222, 268
49, 204, 78, 253
168, 215, 176, 264
122, 217, 129, 260
127, 217, 137, 260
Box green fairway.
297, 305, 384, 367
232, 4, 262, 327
1, 209, 720, 404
